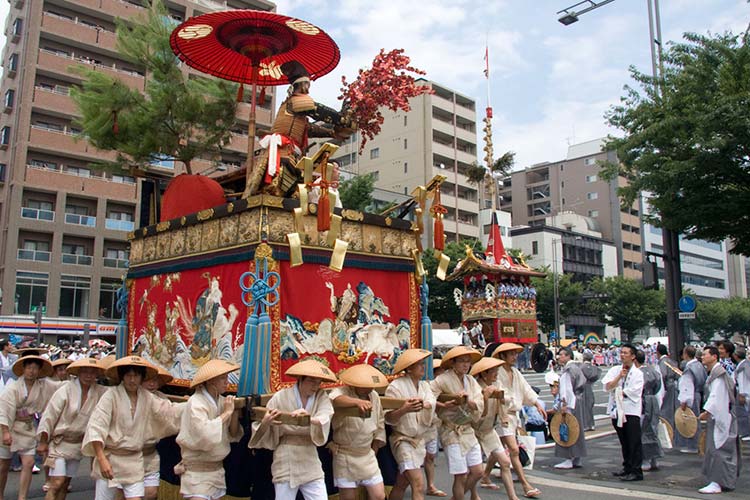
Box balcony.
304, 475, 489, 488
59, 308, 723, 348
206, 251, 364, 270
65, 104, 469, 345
64, 213, 96, 227
29, 126, 118, 162
17, 249, 51, 262
105, 219, 134, 231
62, 253, 93, 266
103, 257, 129, 269
37, 50, 144, 91
32, 86, 79, 117
41, 12, 118, 53
226, 132, 249, 154
20, 206, 54, 222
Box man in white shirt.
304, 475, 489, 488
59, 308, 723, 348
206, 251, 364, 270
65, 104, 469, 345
602, 343, 644, 482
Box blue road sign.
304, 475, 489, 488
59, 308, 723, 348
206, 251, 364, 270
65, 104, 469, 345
679, 295, 697, 313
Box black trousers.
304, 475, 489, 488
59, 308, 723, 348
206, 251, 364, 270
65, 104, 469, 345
612, 416, 643, 477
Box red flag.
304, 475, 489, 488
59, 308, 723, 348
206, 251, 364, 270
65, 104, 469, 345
483, 45, 489, 78
486, 211, 508, 264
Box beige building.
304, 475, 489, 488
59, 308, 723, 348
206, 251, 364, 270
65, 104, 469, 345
332, 79, 481, 243
500, 139, 643, 279
0, 0, 274, 336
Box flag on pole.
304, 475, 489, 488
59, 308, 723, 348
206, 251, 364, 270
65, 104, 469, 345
483, 45, 489, 78
486, 211, 508, 265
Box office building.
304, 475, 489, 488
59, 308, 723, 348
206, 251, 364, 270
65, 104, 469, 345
0, 0, 275, 337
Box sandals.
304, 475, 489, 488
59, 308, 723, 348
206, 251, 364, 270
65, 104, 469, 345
524, 487, 541, 498
426, 487, 448, 497
480, 481, 501, 490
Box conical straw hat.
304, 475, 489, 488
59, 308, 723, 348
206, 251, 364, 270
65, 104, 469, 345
67, 357, 104, 377
674, 407, 698, 438
392, 349, 432, 374
105, 355, 158, 383
492, 343, 523, 358
339, 364, 388, 389
190, 359, 239, 388
99, 354, 116, 371
146, 365, 174, 386
470, 356, 504, 377
51, 358, 73, 368
433, 359, 442, 370
441, 346, 482, 368
550, 412, 580, 447
12, 355, 53, 378
285, 359, 337, 383
14, 347, 48, 358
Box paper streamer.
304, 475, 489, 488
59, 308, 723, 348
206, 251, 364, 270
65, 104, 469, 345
297, 184, 309, 214
326, 214, 342, 247
436, 252, 450, 281
329, 239, 348, 272
287, 233, 303, 267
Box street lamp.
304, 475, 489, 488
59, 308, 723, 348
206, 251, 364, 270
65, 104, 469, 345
551, 238, 563, 345
556, 0, 616, 25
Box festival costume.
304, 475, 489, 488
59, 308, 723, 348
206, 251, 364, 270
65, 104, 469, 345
657, 355, 680, 430
555, 360, 587, 461
734, 358, 749, 437
329, 385, 385, 486
384, 375, 436, 470
472, 378, 505, 456
702, 363, 738, 491
602, 364, 644, 479
0, 375, 60, 457
144, 390, 183, 486
249, 385, 333, 499
580, 361, 601, 430
640, 365, 664, 465
494, 364, 538, 437
676, 358, 706, 451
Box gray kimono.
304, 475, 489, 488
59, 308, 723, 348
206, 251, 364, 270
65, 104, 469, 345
658, 355, 680, 429
580, 361, 601, 431
734, 359, 749, 437
555, 361, 587, 459
641, 365, 663, 463
675, 358, 706, 451
702, 363, 738, 490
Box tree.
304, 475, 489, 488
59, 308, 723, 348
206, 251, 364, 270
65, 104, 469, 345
422, 239, 483, 327
587, 276, 662, 341
70, 0, 237, 175
338, 173, 375, 211
531, 272, 584, 334
692, 299, 731, 344
604, 31, 750, 255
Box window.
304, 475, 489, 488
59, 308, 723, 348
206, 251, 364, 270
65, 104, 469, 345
586, 192, 598, 200
111, 174, 135, 184
106, 210, 135, 231
585, 174, 597, 183
1, 127, 10, 146
65, 166, 90, 177
0, 163, 5, 183
8, 53, 19, 74
404, 162, 408, 174
403, 138, 408, 150
404, 116, 407, 126
149, 154, 174, 169
104, 248, 129, 268
588, 209, 599, 218
4, 89, 15, 110
584, 158, 596, 166
371, 171, 379, 181
370, 148, 379, 160
59, 275, 91, 317
30, 159, 57, 170
532, 241, 538, 255
18, 240, 51, 261
99, 278, 122, 319
15, 271, 48, 315
62, 243, 92, 265
12, 18, 23, 39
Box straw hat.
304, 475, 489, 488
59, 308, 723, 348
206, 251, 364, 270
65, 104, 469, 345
99, 354, 116, 371
150, 365, 174, 386
105, 356, 158, 383
392, 349, 432, 374
550, 412, 580, 448
14, 347, 48, 358
67, 357, 104, 377
470, 356, 504, 377
338, 364, 388, 389
674, 407, 698, 438
285, 359, 337, 383
441, 346, 482, 368
433, 359, 442, 370
12, 355, 53, 378
190, 359, 239, 388
51, 358, 73, 368
492, 343, 523, 358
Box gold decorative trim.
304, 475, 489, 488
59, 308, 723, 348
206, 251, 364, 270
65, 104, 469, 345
226, 202, 235, 214
142, 228, 148, 236
341, 209, 364, 222
177, 24, 212, 40
385, 217, 392, 226
255, 242, 274, 261
156, 221, 171, 233
246, 195, 263, 209
180, 216, 187, 226
261, 195, 284, 208
196, 208, 214, 221
127, 231, 135, 241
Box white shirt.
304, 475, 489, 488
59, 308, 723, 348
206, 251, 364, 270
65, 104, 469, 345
559, 361, 576, 410
603, 364, 644, 418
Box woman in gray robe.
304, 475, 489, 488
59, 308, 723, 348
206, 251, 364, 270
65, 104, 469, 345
657, 345, 680, 430
580, 353, 601, 431
636, 352, 663, 471
554, 348, 587, 469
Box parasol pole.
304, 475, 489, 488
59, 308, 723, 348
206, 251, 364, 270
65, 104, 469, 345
244, 65, 259, 197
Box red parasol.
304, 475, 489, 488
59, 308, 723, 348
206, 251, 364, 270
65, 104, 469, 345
169, 10, 340, 193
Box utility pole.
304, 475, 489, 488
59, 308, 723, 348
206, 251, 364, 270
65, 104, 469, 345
32, 303, 44, 344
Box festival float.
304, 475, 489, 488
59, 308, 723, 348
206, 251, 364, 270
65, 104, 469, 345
114, 8, 448, 499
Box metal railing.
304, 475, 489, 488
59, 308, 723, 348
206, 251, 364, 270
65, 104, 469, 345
62, 253, 93, 266
103, 257, 129, 269
20, 207, 54, 221
17, 249, 51, 262
105, 219, 134, 231
64, 213, 96, 227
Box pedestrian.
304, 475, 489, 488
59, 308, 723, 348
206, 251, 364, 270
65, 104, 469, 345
656, 344, 680, 433
423, 359, 446, 497
635, 350, 663, 472
0, 340, 17, 394
82, 356, 179, 500
142, 366, 183, 500
50, 358, 72, 382
384, 349, 436, 500
698, 346, 739, 494
492, 343, 544, 498
430, 346, 483, 500
580, 352, 601, 431
716, 341, 736, 376
0, 353, 60, 500
249, 359, 336, 500
602, 343, 644, 482
468, 357, 517, 499
733, 346, 749, 438
676, 345, 706, 453
553, 347, 587, 469
36, 357, 107, 500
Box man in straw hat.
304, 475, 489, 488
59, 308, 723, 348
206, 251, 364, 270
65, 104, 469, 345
384, 349, 436, 500
430, 345, 483, 500
697, 346, 739, 494
176, 359, 241, 500
469, 356, 518, 500
602, 343, 644, 482
676, 344, 706, 453
329, 364, 387, 500
82, 355, 179, 500
553, 347, 587, 470
143, 365, 183, 500
249, 358, 336, 500
50, 358, 73, 383
36, 357, 107, 500
0, 353, 59, 500
492, 343, 544, 498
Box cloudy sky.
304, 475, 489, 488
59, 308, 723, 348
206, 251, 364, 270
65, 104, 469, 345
1, 0, 747, 169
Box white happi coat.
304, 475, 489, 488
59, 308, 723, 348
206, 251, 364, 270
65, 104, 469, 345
495, 365, 538, 433
472, 378, 505, 455
384, 375, 436, 466
82, 384, 178, 486
176, 387, 242, 496
143, 390, 183, 475
249, 385, 333, 489
431, 369, 483, 454
37, 379, 107, 462
0, 377, 61, 452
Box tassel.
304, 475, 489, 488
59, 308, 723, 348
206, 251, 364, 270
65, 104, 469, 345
434, 215, 444, 251
317, 189, 331, 231
259, 86, 266, 106
112, 110, 119, 135
237, 84, 244, 103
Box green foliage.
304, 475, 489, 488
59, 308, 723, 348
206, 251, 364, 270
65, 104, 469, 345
692, 297, 750, 343
338, 173, 375, 211
422, 239, 483, 327
587, 276, 662, 341
70, 0, 237, 174
464, 151, 515, 186
531, 272, 584, 334
605, 31, 750, 255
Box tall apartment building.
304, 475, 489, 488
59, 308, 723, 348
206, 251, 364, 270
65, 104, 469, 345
0, 0, 275, 337
500, 138, 644, 279
332, 80, 481, 244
